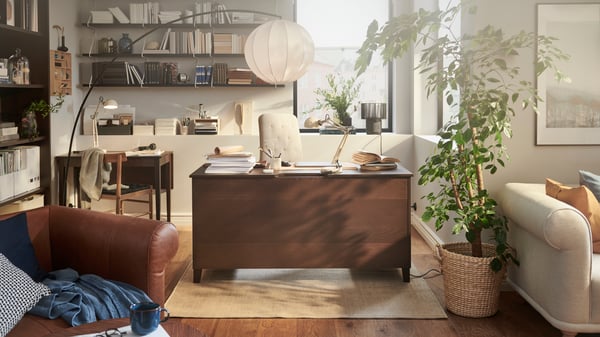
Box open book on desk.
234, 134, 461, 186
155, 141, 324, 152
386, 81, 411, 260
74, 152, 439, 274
351, 150, 400, 165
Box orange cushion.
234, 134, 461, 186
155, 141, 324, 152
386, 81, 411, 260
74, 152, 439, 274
546, 178, 600, 253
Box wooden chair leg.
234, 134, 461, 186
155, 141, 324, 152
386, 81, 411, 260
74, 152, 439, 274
148, 190, 153, 219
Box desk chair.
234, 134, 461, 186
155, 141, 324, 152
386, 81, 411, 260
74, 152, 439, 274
101, 152, 153, 218
258, 113, 303, 163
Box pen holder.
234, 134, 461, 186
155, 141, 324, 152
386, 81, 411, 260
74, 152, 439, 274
270, 157, 282, 170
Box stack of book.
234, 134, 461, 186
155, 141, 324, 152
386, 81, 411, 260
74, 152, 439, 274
227, 68, 253, 85
205, 145, 256, 174
154, 118, 177, 135
213, 33, 246, 54
0, 122, 18, 142
195, 65, 212, 85
212, 63, 228, 85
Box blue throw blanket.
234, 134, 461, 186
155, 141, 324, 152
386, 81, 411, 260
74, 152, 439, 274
29, 268, 151, 326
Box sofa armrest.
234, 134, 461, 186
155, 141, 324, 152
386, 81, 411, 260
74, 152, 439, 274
501, 183, 592, 251
500, 183, 592, 324
46, 206, 178, 305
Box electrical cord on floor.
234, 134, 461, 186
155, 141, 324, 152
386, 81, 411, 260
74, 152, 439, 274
410, 268, 442, 279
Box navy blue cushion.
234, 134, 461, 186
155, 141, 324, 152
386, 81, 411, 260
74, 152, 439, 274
0, 213, 47, 282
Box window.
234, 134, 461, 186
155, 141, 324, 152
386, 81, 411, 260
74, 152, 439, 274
294, 0, 391, 132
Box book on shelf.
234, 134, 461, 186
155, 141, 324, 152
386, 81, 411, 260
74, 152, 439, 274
108, 6, 130, 24
351, 150, 400, 165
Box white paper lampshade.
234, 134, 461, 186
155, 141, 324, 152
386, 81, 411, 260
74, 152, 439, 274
244, 20, 315, 85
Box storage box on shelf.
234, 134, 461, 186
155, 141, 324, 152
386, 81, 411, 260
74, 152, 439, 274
49, 50, 71, 95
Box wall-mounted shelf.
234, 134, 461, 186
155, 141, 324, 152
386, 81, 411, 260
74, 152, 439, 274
81, 83, 282, 88
0, 83, 45, 89
80, 53, 245, 58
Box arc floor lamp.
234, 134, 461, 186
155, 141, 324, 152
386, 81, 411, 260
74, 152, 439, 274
61, 9, 314, 206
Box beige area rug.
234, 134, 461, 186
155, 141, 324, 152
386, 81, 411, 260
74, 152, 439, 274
164, 265, 447, 319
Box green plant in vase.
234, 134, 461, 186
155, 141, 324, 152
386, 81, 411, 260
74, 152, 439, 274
312, 73, 361, 126
21, 95, 64, 139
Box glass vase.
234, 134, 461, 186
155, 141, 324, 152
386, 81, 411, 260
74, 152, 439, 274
20, 110, 38, 139
118, 33, 132, 54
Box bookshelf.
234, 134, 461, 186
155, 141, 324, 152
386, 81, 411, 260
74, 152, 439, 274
78, 8, 280, 88
0, 0, 49, 207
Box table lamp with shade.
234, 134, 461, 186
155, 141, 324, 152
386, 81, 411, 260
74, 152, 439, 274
61, 9, 315, 205
361, 102, 387, 154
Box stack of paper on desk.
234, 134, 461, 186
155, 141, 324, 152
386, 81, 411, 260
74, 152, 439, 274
205, 145, 255, 174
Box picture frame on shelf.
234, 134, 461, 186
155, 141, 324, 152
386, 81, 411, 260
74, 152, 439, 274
536, 3, 600, 145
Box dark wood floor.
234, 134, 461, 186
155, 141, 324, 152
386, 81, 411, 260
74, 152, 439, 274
164, 226, 591, 337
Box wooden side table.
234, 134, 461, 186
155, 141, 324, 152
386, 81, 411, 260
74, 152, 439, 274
45, 318, 208, 337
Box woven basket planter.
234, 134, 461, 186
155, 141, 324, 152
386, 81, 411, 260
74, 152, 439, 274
439, 242, 506, 318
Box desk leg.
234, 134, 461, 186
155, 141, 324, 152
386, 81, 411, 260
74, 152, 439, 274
402, 267, 410, 282
154, 165, 161, 221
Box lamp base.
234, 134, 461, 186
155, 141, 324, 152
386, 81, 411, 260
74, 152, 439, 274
366, 119, 382, 134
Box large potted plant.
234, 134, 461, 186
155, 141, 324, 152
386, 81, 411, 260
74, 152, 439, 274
312, 73, 361, 126
355, 3, 568, 317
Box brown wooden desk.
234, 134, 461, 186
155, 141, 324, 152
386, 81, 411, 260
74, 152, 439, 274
56, 151, 173, 221
190, 164, 413, 282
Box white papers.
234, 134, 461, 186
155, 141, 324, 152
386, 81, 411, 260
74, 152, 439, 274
205, 156, 256, 174
74, 324, 170, 337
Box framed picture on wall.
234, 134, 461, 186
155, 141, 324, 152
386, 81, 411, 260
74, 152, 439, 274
536, 3, 600, 145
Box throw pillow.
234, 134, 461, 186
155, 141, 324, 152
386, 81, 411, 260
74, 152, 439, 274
579, 170, 600, 202
545, 178, 600, 253
0, 212, 46, 282
0, 253, 50, 336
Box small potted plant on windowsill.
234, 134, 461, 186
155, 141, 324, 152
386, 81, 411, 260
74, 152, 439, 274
355, 2, 568, 317
21, 95, 64, 139
311, 73, 361, 127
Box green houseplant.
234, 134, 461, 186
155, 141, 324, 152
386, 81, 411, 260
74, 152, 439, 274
312, 73, 362, 126
355, 3, 567, 317
21, 95, 64, 139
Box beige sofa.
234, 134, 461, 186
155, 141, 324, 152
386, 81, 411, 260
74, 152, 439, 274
500, 183, 600, 337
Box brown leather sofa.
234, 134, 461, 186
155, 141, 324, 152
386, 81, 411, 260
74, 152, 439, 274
2, 205, 179, 337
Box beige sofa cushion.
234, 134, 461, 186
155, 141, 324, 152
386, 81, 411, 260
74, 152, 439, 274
546, 178, 600, 253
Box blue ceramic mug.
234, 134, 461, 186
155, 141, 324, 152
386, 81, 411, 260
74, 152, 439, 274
129, 302, 170, 335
